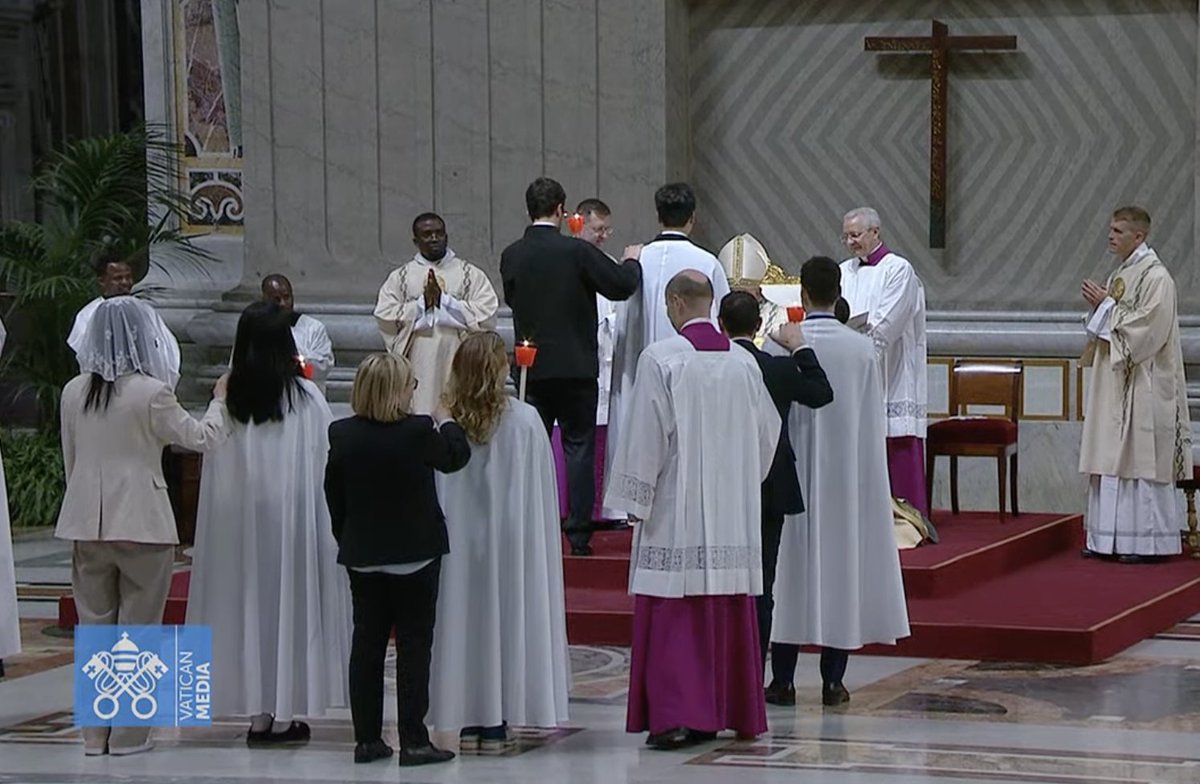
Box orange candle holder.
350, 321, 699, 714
786, 306, 806, 323
514, 341, 538, 368
297, 356, 314, 379
567, 212, 585, 235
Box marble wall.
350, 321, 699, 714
231, 0, 689, 301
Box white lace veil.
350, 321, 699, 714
77, 296, 178, 387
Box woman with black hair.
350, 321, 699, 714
56, 297, 228, 756
187, 301, 351, 746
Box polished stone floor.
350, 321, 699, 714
4, 534, 1200, 783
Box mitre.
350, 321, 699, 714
717, 233, 771, 287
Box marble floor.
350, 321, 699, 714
4, 533, 1200, 783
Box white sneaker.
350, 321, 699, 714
109, 740, 155, 756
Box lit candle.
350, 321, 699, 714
567, 212, 585, 235
514, 340, 537, 401
786, 305, 806, 323
297, 355, 314, 380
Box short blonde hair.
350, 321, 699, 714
1112, 206, 1151, 236
351, 353, 414, 422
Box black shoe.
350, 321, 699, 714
354, 739, 393, 763
1117, 554, 1161, 564
571, 544, 593, 556
399, 744, 455, 766
1081, 547, 1099, 558
822, 683, 851, 707
764, 681, 796, 706
646, 727, 692, 750
685, 729, 717, 743
247, 720, 311, 746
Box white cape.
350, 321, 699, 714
0, 318, 19, 659
186, 380, 351, 718
429, 400, 570, 730
772, 318, 911, 649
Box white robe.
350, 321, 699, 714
603, 324, 779, 598
68, 296, 182, 389
0, 317, 19, 659
291, 314, 335, 395
839, 251, 927, 438
607, 235, 731, 491
429, 400, 570, 730
1080, 244, 1192, 555
772, 317, 911, 649
186, 380, 351, 719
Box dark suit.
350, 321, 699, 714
500, 224, 641, 549
324, 414, 470, 749
733, 338, 833, 665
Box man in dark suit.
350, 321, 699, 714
718, 290, 833, 677
500, 177, 643, 555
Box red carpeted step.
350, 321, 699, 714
565, 586, 634, 647
562, 530, 633, 587
900, 512, 1079, 598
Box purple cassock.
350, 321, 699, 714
625, 319, 768, 739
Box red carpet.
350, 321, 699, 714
562, 513, 1200, 664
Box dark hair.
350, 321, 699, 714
227, 301, 308, 424
719, 291, 760, 338
800, 256, 841, 309
84, 374, 115, 413
260, 273, 290, 293
411, 211, 445, 236
92, 249, 130, 278
575, 198, 610, 218
525, 177, 566, 220
655, 182, 696, 228
834, 297, 851, 324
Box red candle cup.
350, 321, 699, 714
514, 342, 538, 368
567, 212, 585, 235
786, 306, 806, 323
298, 356, 314, 380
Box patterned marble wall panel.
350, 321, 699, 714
686, 0, 1198, 310
322, 0, 381, 264
928, 358, 951, 417
238, 0, 273, 264
543, 0, 599, 215
377, 0, 435, 259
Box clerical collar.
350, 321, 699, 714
417, 248, 456, 265
680, 317, 713, 330
661, 230, 688, 237
1119, 242, 1151, 268
860, 243, 891, 267
532, 220, 559, 228
805, 311, 838, 321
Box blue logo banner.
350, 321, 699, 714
74, 625, 212, 727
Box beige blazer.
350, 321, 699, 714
56, 373, 228, 544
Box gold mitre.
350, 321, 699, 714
718, 233, 800, 287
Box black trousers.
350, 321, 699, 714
526, 378, 599, 548
770, 644, 850, 690
756, 510, 785, 667
347, 559, 441, 747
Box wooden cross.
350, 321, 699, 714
865, 20, 1017, 248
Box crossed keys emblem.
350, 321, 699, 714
81, 632, 169, 720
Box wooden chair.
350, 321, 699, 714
925, 360, 1023, 520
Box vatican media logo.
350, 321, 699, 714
74, 625, 212, 727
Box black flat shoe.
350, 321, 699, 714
822, 683, 851, 707
1117, 554, 1162, 564
646, 727, 692, 750
571, 544, 593, 556
399, 744, 455, 766
247, 720, 311, 746
354, 739, 393, 763
764, 681, 796, 706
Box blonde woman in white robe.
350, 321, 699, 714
430, 331, 570, 752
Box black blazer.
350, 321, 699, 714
500, 225, 641, 381
324, 414, 470, 568
735, 339, 834, 517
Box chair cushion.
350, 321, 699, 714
928, 416, 1018, 446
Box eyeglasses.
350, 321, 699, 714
841, 230, 871, 242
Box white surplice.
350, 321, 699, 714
68, 296, 182, 390
374, 250, 499, 414
186, 380, 351, 720
771, 317, 911, 649
429, 400, 570, 731
0, 317, 19, 659
839, 251, 927, 438
291, 314, 335, 395
603, 324, 779, 598
607, 235, 731, 490
1079, 244, 1193, 555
